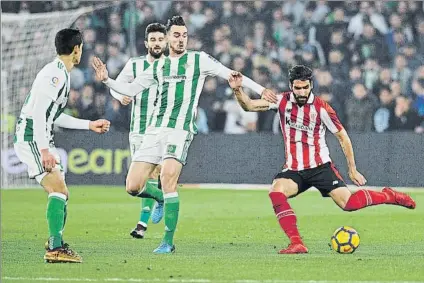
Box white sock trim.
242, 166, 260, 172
138, 221, 147, 227
147, 179, 159, 185
164, 192, 178, 199
48, 192, 67, 201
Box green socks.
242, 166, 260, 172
139, 180, 158, 225
62, 201, 67, 232
163, 192, 180, 246
46, 193, 66, 249
138, 179, 164, 203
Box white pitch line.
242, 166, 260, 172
2, 278, 424, 283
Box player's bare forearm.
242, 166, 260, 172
335, 129, 356, 171
233, 87, 270, 112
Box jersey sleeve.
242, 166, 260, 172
33, 66, 67, 101
55, 113, 90, 129
110, 59, 135, 101
200, 51, 225, 77
104, 65, 155, 97
268, 94, 284, 110
200, 51, 265, 95
320, 101, 344, 133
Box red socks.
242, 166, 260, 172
344, 189, 388, 211
269, 192, 303, 244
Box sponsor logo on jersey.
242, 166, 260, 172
285, 117, 314, 132
163, 75, 186, 83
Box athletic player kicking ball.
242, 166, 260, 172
228, 66, 416, 254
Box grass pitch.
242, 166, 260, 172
1, 186, 423, 283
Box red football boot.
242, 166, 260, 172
278, 243, 309, 254
382, 187, 416, 209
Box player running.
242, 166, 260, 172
227, 66, 416, 254
92, 16, 276, 254
109, 23, 167, 239
14, 28, 110, 263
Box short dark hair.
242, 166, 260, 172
288, 65, 313, 84
55, 28, 82, 55
166, 15, 186, 31
145, 23, 167, 41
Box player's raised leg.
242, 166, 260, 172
330, 186, 416, 211
153, 158, 182, 254
40, 169, 82, 263
269, 175, 308, 254
130, 165, 162, 239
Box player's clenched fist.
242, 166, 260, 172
228, 71, 243, 89
91, 56, 108, 82
89, 119, 111, 134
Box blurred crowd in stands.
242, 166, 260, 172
3, 1, 424, 134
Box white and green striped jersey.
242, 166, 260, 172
104, 50, 265, 134
14, 58, 70, 149
110, 56, 158, 134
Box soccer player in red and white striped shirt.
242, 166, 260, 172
229, 65, 416, 254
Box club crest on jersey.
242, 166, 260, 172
50, 77, 59, 87
167, 144, 177, 155
285, 117, 314, 132
310, 112, 317, 120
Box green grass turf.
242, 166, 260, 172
1, 186, 424, 283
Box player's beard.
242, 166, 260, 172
149, 46, 164, 59
294, 91, 311, 106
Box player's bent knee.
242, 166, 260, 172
125, 182, 141, 196
41, 170, 68, 196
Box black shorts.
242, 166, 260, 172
273, 162, 346, 197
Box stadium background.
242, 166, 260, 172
1, 0, 424, 187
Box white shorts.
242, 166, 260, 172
132, 127, 194, 165
129, 132, 145, 158
13, 141, 63, 183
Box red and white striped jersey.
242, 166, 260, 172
276, 91, 344, 171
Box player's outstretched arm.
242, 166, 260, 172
200, 52, 278, 102
92, 57, 149, 97
55, 113, 110, 134
334, 129, 367, 186
110, 59, 133, 105
228, 72, 271, 112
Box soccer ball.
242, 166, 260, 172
330, 226, 360, 254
